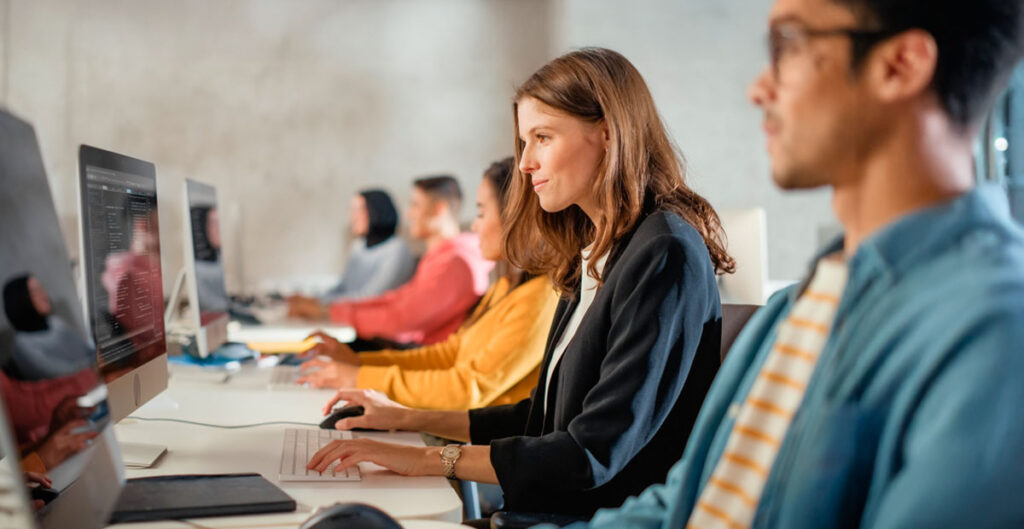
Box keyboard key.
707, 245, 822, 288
279, 428, 360, 482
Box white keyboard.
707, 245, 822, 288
279, 428, 361, 482
268, 365, 301, 389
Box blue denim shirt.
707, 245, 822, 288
564, 185, 1024, 529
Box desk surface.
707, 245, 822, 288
108, 362, 462, 528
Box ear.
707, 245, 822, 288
865, 29, 937, 104
601, 122, 611, 151
430, 198, 449, 218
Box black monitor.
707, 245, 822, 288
0, 110, 123, 529
77, 145, 168, 424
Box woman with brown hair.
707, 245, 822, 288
304, 47, 732, 520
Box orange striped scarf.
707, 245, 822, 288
687, 258, 847, 529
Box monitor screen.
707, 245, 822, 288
185, 179, 229, 326
1, 112, 123, 528
79, 150, 166, 381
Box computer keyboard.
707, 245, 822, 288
279, 428, 361, 482
268, 365, 301, 389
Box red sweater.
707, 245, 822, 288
330, 233, 493, 345
0, 369, 100, 446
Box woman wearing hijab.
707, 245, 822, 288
2, 274, 95, 381
318, 189, 418, 302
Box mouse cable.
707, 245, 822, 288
124, 416, 319, 429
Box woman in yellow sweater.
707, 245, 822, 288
297, 157, 559, 410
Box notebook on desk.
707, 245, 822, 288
109, 473, 296, 523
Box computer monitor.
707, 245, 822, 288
180, 179, 229, 358
77, 145, 168, 425
0, 110, 124, 529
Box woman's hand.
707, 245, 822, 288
321, 389, 412, 431
306, 437, 438, 476
24, 472, 51, 489
287, 296, 327, 320
24, 472, 52, 511
296, 358, 359, 389
36, 420, 99, 469
303, 331, 361, 365
49, 395, 92, 432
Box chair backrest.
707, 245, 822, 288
717, 208, 768, 305
721, 304, 760, 362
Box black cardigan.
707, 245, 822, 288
468, 209, 723, 516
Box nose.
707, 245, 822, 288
519, 145, 538, 175
748, 67, 776, 108
470, 217, 481, 233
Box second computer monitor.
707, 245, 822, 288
78, 145, 168, 423
183, 179, 229, 358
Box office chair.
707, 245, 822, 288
717, 208, 768, 305
721, 303, 760, 362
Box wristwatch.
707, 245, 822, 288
440, 444, 462, 480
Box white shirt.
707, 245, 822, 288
543, 249, 607, 415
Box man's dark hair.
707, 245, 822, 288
836, 0, 1024, 128
413, 175, 463, 215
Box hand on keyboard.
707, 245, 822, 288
303, 331, 361, 365
320, 389, 410, 431
279, 429, 360, 482
297, 358, 357, 389
306, 437, 431, 477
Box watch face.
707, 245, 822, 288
442, 445, 461, 458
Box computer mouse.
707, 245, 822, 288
319, 405, 365, 429
29, 485, 59, 504
299, 502, 401, 529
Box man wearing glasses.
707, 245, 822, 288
546, 0, 1024, 528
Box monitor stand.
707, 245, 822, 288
121, 442, 167, 469
113, 376, 175, 468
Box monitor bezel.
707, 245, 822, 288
76, 144, 169, 423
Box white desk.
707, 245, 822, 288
107, 362, 462, 528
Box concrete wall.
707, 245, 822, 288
1, 0, 835, 294
550, 0, 835, 281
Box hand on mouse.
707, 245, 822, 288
24, 472, 51, 489
24, 472, 52, 512
296, 358, 358, 389
303, 331, 360, 365
321, 389, 410, 431
306, 437, 432, 476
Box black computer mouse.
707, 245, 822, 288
299, 502, 402, 529
319, 405, 365, 429
29, 485, 59, 504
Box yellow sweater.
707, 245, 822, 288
356, 275, 559, 410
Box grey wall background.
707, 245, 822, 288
0, 0, 835, 295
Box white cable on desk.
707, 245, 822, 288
125, 416, 319, 429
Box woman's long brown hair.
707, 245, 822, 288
503, 47, 734, 296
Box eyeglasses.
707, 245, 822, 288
767, 23, 897, 78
